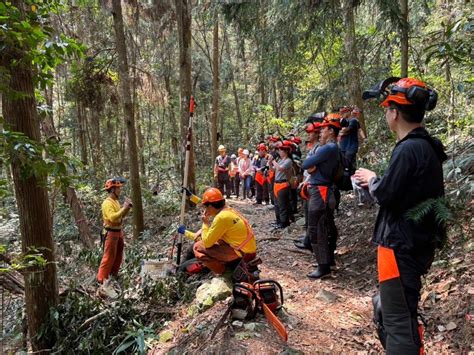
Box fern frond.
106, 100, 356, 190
406, 197, 452, 225
406, 198, 437, 223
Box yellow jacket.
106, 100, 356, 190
102, 197, 127, 229
184, 208, 257, 255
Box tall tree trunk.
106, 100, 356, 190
1, 4, 58, 351
164, 72, 180, 170
400, 0, 409, 77
77, 100, 88, 165
210, 12, 220, 166
175, 0, 196, 192
342, 0, 366, 134
287, 81, 295, 119
112, 0, 144, 238
89, 108, 101, 172
225, 33, 243, 136
42, 89, 94, 249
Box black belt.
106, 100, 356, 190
275, 179, 288, 183
105, 227, 122, 232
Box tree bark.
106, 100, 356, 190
224, 33, 243, 138
342, 0, 366, 134
210, 12, 220, 166
1, 3, 59, 351
112, 0, 144, 238
77, 100, 88, 165
400, 0, 409, 78
175, 0, 196, 192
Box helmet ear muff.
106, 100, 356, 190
394, 85, 438, 111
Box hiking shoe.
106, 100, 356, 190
97, 279, 119, 299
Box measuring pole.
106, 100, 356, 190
177, 96, 195, 266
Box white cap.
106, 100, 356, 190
218, 145, 226, 151
231, 154, 237, 159
243, 149, 249, 155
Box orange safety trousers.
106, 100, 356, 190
377, 246, 425, 355
97, 231, 124, 283
193, 240, 241, 274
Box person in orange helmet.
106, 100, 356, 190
355, 77, 445, 353
97, 177, 132, 297
253, 143, 270, 205
178, 188, 258, 277
302, 114, 341, 279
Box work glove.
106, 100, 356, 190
178, 225, 186, 234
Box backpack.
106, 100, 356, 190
334, 149, 355, 191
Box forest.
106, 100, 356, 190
0, 0, 472, 353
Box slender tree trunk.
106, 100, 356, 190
77, 100, 88, 165
287, 81, 295, 119
400, 0, 409, 77
1, 4, 58, 351
89, 108, 101, 171
225, 33, 243, 135
112, 0, 144, 238
175, 0, 196, 192
164, 72, 180, 170
343, 0, 366, 134
210, 13, 220, 166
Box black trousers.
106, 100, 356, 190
307, 185, 336, 265
255, 180, 269, 204
217, 172, 231, 198
234, 173, 241, 198
274, 183, 292, 226
377, 246, 434, 354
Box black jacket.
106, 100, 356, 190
369, 127, 447, 252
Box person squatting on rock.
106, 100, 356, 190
253, 143, 270, 205
301, 114, 341, 279
214, 145, 232, 198
269, 140, 295, 229
354, 77, 446, 354
178, 188, 258, 275
97, 178, 132, 294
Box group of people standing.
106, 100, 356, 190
98, 77, 446, 354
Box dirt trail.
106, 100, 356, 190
151, 193, 471, 354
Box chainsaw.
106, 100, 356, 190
211, 279, 288, 342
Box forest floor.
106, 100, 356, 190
150, 193, 473, 354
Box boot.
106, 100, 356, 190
294, 235, 312, 251
307, 264, 331, 279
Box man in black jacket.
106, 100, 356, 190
355, 77, 446, 354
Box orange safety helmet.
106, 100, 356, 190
320, 113, 342, 129
277, 140, 293, 150
381, 78, 430, 107
257, 143, 267, 151
201, 187, 225, 204
339, 106, 352, 114
104, 178, 124, 191
291, 137, 302, 145
305, 121, 322, 133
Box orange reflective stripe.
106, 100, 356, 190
273, 182, 289, 198
255, 171, 265, 186
267, 170, 275, 183
317, 186, 328, 203
377, 246, 400, 282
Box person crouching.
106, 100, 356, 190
178, 188, 257, 275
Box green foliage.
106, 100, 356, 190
406, 197, 452, 226
0, 118, 80, 188
0, 0, 84, 89
0, 245, 50, 273
40, 276, 197, 354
